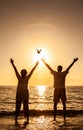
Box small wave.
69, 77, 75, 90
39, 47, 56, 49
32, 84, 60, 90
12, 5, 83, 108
29, 101, 52, 104
0, 110, 83, 117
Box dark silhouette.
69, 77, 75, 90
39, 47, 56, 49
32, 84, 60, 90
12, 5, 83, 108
36, 48, 42, 54
42, 58, 78, 121
10, 58, 39, 123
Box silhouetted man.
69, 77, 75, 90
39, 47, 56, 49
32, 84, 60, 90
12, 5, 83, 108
42, 58, 78, 121
10, 58, 38, 123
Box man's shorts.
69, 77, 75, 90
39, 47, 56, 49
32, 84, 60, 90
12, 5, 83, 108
53, 88, 66, 102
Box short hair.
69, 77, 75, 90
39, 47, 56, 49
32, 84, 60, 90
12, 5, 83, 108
21, 69, 27, 76
57, 65, 63, 72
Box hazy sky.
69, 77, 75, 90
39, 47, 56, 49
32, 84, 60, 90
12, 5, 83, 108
0, 0, 83, 86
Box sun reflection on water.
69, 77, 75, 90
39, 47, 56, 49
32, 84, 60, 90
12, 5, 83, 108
36, 116, 46, 124
36, 85, 46, 110
37, 85, 46, 96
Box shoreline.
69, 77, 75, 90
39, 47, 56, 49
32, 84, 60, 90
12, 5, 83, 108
0, 110, 83, 117
0, 115, 83, 130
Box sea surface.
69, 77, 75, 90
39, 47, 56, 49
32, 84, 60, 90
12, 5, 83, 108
0, 85, 83, 115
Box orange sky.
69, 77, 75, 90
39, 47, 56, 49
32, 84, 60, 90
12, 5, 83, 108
0, 0, 83, 86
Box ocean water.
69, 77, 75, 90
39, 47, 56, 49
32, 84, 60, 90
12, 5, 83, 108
0, 85, 83, 114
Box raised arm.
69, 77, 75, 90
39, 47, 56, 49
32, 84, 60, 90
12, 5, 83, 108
66, 58, 78, 71
10, 58, 20, 78
28, 61, 39, 78
41, 58, 54, 72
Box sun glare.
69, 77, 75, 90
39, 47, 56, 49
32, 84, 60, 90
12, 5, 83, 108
37, 85, 46, 96
33, 48, 49, 65
36, 85, 46, 110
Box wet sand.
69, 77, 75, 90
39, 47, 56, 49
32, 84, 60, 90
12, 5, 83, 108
0, 115, 83, 130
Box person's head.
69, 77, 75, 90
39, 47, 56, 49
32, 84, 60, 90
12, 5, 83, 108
57, 65, 63, 72
21, 69, 27, 78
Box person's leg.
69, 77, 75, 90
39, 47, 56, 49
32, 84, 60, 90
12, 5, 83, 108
15, 100, 21, 121
62, 101, 66, 120
53, 89, 59, 121
61, 88, 66, 120
23, 100, 29, 123
54, 102, 57, 121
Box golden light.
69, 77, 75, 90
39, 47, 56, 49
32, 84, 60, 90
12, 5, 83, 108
36, 85, 46, 110
33, 48, 50, 65
36, 85, 46, 96
36, 116, 46, 124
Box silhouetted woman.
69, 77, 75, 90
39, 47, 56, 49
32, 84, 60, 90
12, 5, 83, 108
10, 58, 38, 123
